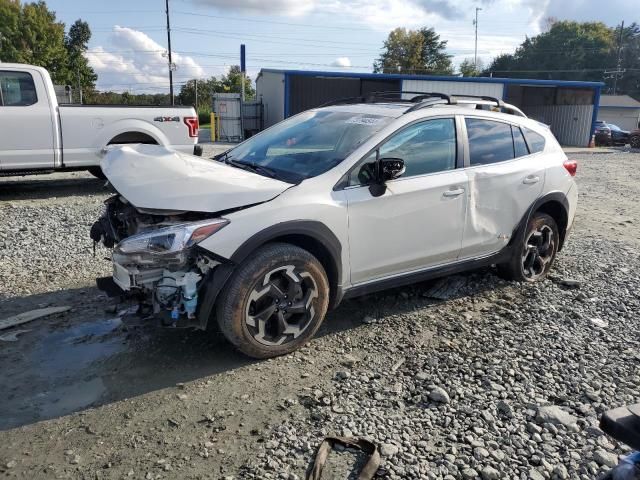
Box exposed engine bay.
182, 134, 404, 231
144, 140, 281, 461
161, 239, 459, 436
90, 195, 228, 327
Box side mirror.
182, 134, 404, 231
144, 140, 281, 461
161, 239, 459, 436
380, 158, 405, 181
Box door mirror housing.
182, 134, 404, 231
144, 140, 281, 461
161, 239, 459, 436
380, 158, 405, 181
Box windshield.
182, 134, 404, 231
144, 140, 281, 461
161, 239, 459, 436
608, 124, 621, 131
219, 110, 394, 183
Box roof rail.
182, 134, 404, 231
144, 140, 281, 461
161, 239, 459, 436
319, 91, 453, 108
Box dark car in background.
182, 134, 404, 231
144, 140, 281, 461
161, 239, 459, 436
594, 120, 630, 146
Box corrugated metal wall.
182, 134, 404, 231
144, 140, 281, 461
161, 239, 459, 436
401, 79, 503, 99
524, 105, 594, 146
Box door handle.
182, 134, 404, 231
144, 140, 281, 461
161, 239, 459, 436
443, 188, 465, 197
523, 175, 540, 185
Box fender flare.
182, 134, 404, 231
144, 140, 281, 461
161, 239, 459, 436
509, 191, 570, 251
230, 220, 343, 285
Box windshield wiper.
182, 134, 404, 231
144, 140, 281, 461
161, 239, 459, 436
227, 159, 278, 179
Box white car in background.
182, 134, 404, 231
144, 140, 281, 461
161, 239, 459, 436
0, 63, 200, 177
91, 92, 578, 359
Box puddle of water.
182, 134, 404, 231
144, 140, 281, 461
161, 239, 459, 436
0, 317, 123, 430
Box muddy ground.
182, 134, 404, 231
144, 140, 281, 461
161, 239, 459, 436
0, 148, 639, 479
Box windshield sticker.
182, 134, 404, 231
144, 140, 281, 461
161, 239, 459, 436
345, 116, 385, 126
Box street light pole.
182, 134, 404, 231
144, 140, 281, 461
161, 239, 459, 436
165, 0, 174, 105
474, 7, 482, 69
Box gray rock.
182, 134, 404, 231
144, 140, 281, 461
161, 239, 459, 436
536, 405, 577, 426
481, 466, 500, 480
428, 386, 450, 404
380, 443, 399, 457
461, 468, 479, 480
593, 449, 618, 468
529, 468, 545, 480
552, 464, 569, 480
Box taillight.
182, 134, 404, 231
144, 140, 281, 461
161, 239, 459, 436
563, 159, 577, 176
183, 116, 199, 138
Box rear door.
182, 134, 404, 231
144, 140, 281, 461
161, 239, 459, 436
459, 117, 545, 259
343, 117, 468, 284
0, 69, 56, 170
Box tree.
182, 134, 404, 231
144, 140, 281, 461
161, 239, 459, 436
220, 66, 255, 99
0, 0, 69, 83
484, 21, 615, 82
373, 27, 453, 75
177, 77, 220, 108
418, 27, 454, 75
65, 20, 97, 96
459, 58, 484, 77
0, 1, 97, 92
0, 0, 21, 62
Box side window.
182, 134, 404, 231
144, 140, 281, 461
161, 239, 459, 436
348, 118, 456, 185
522, 127, 546, 153
512, 126, 530, 158
466, 118, 514, 166
0, 71, 38, 106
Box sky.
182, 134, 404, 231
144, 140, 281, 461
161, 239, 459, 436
45, 0, 631, 93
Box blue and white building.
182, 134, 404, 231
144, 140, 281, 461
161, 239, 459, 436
256, 69, 604, 146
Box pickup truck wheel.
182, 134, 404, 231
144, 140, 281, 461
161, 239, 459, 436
498, 212, 559, 282
216, 243, 329, 359
88, 167, 106, 179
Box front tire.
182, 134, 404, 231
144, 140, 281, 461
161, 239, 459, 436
216, 243, 330, 359
631, 135, 640, 149
88, 167, 106, 179
498, 212, 559, 282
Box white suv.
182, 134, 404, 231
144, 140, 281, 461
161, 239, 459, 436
91, 92, 578, 358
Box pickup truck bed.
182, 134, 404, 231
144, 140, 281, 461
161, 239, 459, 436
0, 63, 200, 176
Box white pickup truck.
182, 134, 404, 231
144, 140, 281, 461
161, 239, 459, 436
0, 63, 201, 177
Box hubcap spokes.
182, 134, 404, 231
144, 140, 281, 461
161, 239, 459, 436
245, 265, 318, 346
522, 225, 555, 280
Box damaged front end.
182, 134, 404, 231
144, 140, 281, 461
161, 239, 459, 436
91, 195, 229, 328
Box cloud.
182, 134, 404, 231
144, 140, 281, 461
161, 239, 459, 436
191, 0, 314, 16
409, 0, 463, 20
331, 57, 352, 67
86, 26, 204, 92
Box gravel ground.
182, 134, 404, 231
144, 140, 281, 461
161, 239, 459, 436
0, 149, 639, 479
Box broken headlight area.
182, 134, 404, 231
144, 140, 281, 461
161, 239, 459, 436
92, 196, 229, 328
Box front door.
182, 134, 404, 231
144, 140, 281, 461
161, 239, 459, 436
343, 117, 468, 285
0, 69, 56, 170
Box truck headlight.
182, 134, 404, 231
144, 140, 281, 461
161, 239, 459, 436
114, 219, 228, 266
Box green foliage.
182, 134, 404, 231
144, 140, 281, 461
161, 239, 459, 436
484, 20, 640, 99
459, 58, 484, 77
374, 27, 453, 75
0, 0, 97, 92
177, 66, 255, 109
66, 20, 97, 92
84, 90, 170, 105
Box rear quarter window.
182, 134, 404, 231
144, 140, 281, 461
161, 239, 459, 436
522, 127, 546, 153
465, 118, 514, 166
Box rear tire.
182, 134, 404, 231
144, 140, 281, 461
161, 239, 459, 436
88, 167, 106, 179
216, 243, 329, 359
631, 135, 640, 149
498, 212, 559, 282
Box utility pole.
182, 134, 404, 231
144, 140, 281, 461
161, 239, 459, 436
165, 0, 174, 105
613, 20, 624, 95
195, 80, 198, 109
473, 7, 482, 69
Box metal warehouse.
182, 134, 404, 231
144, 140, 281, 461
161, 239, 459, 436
255, 69, 604, 146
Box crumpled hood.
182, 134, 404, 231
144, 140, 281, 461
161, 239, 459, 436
101, 144, 292, 212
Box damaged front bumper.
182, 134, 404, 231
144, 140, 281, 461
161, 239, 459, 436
91, 197, 232, 329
